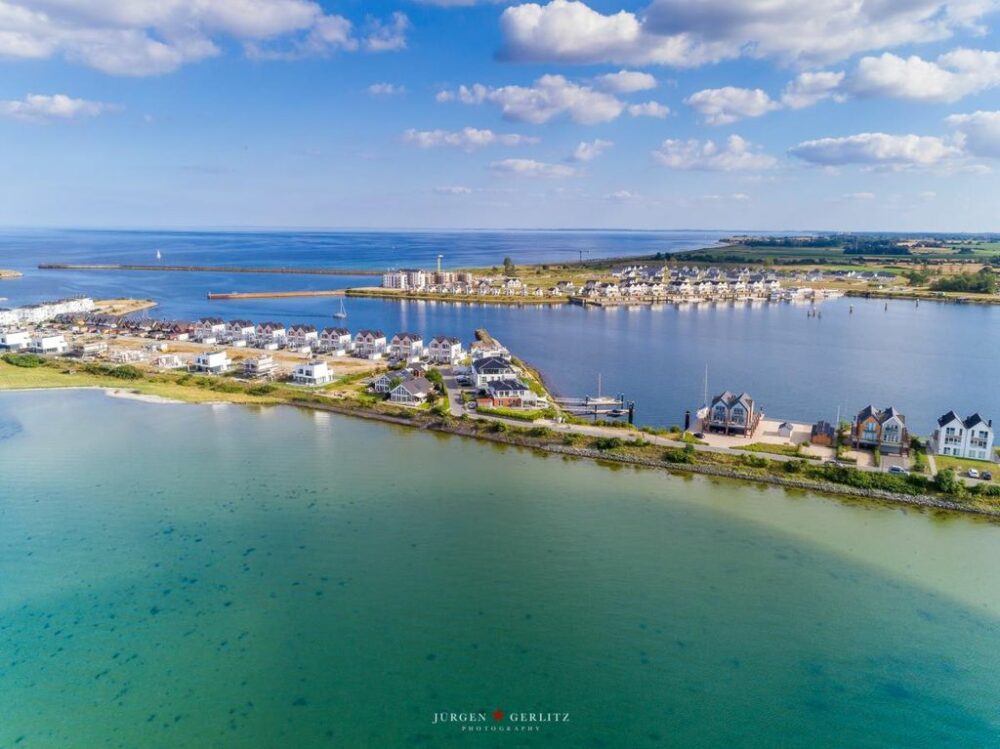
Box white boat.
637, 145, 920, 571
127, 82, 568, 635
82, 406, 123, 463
155, 249, 162, 260
333, 298, 347, 319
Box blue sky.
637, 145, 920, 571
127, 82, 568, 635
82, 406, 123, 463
2, 0, 1000, 231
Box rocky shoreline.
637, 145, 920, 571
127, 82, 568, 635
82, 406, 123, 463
293, 400, 1000, 520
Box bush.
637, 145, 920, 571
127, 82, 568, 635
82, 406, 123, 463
591, 436, 624, 451
1, 352, 46, 368
525, 426, 553, 438
247, 383, 277, 396
107, 365, 143, 380
932, 468, 964, 496
663, 447, 694, 464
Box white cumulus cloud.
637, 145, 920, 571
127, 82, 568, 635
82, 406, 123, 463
846, 49, 1000, 103
437, 74, 625, 124
789, 133, 962, 168
0, 1, 408, 75
653, 135, 777, 171
595, 70, 657, 93
627, 101, 670, 118
685, 87, 780, 125
0, 93, 116, 122
781, 72, 846, 109
947, 110, 1000, 158
573, 138, 614, 161
403, 127, 539, 150
499, 0, 999, 69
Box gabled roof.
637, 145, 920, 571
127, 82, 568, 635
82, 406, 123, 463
431, 335, 461, 345
858, 405, 905, 425
394, 377, 432, 397
392, 332, 422, 342
937, 410, 963, 427
711, 391, 754, 410
322, 326, 350, 337
964, 413, 989, 429
357, 329, 385, 338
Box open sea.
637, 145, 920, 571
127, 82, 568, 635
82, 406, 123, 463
1, 229, 997, 433
2, 390, 1000, 748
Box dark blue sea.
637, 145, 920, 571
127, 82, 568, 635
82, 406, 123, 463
1, 228, 997, 434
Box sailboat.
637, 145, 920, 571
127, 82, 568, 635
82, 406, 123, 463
155, 249, 162, 261
333, 298, 348, 320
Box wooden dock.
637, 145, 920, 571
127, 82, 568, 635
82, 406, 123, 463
207, 290, 346, 300
39, 263, 380, 277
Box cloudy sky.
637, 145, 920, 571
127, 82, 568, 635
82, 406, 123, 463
2, 0, 1000, 230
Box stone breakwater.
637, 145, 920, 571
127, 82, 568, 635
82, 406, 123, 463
287, 402, 1000, 519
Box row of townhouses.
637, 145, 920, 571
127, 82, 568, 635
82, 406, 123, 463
703, 392, 996, 461
0, 297, 94, 326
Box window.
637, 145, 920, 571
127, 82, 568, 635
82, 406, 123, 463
713, 405, 727, 422
731, 407, 746, 425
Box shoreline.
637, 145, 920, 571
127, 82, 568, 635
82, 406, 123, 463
5, 379, 997, 521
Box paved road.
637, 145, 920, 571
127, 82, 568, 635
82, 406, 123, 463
439, 367, 932, 477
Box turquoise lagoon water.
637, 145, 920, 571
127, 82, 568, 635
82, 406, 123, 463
2, 390, 1000, 748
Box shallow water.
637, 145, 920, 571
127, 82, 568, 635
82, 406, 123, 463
2, 391, 999, 747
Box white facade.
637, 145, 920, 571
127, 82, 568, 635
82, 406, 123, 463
428, 336, 464, 364
192, 351, 231, 374
29, 334, 68, 354
390, 333, 424, 361
0, 330, 30, 350
293, 360, 333, 386
0, 297, 94, 326
355, 330, 387, 358
932, 412, 995, 461
383, 271, 408, 289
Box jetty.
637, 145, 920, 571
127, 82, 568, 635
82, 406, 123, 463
39, 263, 380, 277
207, 290, 346, 300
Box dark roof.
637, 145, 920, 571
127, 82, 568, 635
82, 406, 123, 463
473, 356, 514, 372
937, 410, 962, 427
938, 410, 991, 429
432, 335, 461, 345
322, 327, 350, 336
228, 319, 253, 327
393, 332, 422, 341
288, 324, 317, 333
811, 420, 836, 436
198, 317, 224, 325
857, 405, 905, 425
711, 391, 754, 410
487, 379, 530, 393
357, 329, 385, 338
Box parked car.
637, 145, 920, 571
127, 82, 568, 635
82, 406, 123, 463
968, 468, 981, 479
693, 432, 705, 440
888, 466, 909, 475
983, 471, 993, 481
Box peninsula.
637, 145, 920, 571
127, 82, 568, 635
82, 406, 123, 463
2, 300, 998, 518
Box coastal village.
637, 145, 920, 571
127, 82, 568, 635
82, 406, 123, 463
1, 295, 996, 491
374, 264, 846, 305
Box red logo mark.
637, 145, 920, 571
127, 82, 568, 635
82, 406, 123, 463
493, 710, 504, 722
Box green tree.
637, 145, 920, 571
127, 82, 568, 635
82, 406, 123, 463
933, 468, 963, 495
503, 256, 516, 275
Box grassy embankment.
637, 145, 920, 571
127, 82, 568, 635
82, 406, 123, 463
934, 454, 996, 478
